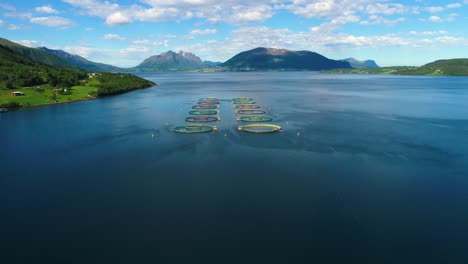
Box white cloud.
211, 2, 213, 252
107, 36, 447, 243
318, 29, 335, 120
0, 20, 3, 26
424, 6, 444, 13
409, 30, 448, 36
447, 13, 458, 22
103, 34, 126, 41
62, 0, 120, 18
5, 11, 32, 19
35, 5, 59, 14
190, 28, 217, 35
30, 16, 74, 28
106, 12, 131, 26
64, 0, 274, 24
360, 16, 405, 26
428, 15, 442, 22
8, 24, 20, 30
0, 3, 15, 11
13, 39, 47, 47
366, 3, 406, 15
173, 26, 468, 63
446, 3, 462, 8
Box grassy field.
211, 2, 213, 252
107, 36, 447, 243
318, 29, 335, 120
0, 82, 98, 108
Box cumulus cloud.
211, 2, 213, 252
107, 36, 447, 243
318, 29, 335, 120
424, 6, 444, 13
106, 12, 131, 26
103, 34, 126, 41
0, 3, 15, 11
409, 30, 448, 36
360, 16, 405, 26
30, 16, 74, 28
13, 39, 47, 47
190, 28, 217, 35
62, 0, 120, 18
35, 5, 59, 14
446, 3, 462, 8
366, 3, 406, 15
8, 24, 20, 30
428, 15, 442, 22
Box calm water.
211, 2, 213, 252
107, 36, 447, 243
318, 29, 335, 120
1, 72, 468, 263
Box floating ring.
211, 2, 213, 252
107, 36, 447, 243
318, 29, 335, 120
236, 109, 266, 115
193, 105, 218, 109
237, 115, 273, 122
174, 125, 217, 133
234, 104, 261, 109
189, 109, 219, 115
185, 116, 220, 122
238, 124, 282, 133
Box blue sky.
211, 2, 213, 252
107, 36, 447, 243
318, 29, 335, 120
0, 0, 467, 67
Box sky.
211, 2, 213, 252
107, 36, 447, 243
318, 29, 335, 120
0, 0, 467, 67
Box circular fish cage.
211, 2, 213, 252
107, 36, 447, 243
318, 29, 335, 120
233, 97, 253, 101
233, 100, 256, 105
199, 98, 220, 103
189, 109, 219, 115
174, 125, 217, 134
236, 109, 266, 115
192, 105, 218, 109
185, 116, 220, 122
232, 98, 255, 104
238, 124, 282, 133
234, 104, 261, 109
237, 115, 273, 122
198, 102, 220, 106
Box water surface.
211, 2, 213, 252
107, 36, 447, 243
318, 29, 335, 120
1, 72, 468, 263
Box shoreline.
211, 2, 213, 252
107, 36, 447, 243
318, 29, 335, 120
1, 84, 155, 110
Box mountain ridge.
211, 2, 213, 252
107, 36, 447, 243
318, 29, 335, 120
133, 50, 207, 71
38, 47, 123, 72
222, 47, 351, 71
0, 38, 79, 70
341, 58, 379, 69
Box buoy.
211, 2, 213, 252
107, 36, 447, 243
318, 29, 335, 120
151, 133, 155, 138
224, 133, 227, 137
297, 132, 300, 137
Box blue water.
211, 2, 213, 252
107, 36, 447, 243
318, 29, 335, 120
1, 72, 468, 263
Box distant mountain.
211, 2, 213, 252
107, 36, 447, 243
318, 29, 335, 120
397, 58, 468, 76
341, 58, 379, 69
133, 51, 206, 71
0, 38, 78, 70
38, 47, 122, 72
203, 60, 222, 67
222, 47, 351, 71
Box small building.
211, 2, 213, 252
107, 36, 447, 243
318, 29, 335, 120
11, 91, 24, 96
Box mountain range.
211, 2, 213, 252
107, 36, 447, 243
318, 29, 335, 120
341, 58, 379, 69
0, 38, 373, 72
1, 37, 378, 72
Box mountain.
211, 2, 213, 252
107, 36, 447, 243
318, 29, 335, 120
0, 38, 78, 70
203, 60, 222, 67
133, 51, 206, 71
38, 47, 122, 72
0, 42, 87, 89
222, 47, 351, 71
341, 58, 379, 69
